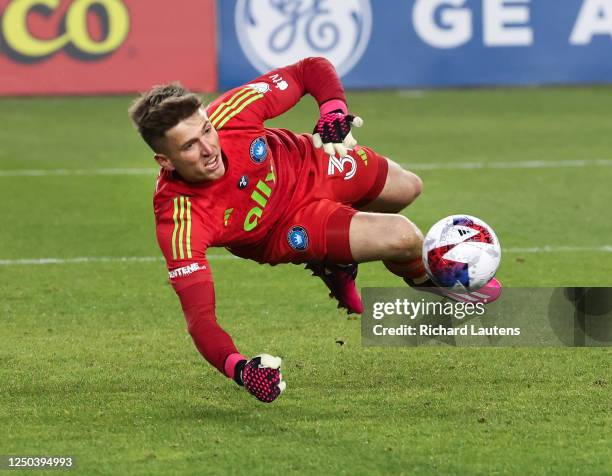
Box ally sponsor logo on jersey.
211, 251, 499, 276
244, 163, 276, 232
234, 0, 372, 78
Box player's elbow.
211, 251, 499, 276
302, 56, 336, 71
304, 56, 331, 64
184, 304, 216, 334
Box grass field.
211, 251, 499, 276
1, 88, 611, 475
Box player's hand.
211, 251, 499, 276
312, 111, 364, 157
237, 354, 286, 403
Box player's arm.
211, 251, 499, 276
259, 56, 349, 120
207, 57, 362, 154
156, 198, 285, 402
176, 279, 285, 403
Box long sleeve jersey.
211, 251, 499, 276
153, 57, 347, 379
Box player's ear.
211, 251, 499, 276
154, 153, 175, 171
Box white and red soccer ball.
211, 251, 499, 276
423, 215, 501, 292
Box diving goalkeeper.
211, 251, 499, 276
129, 57, 501, 403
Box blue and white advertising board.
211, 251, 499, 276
218, 0, 612, 89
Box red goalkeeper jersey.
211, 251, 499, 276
153, 57, 347, 377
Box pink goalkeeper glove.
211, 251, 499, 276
234, 354, 286, 403
312, 101, 363, 157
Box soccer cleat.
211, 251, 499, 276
306, 262, 364, 314
410, 277, 502, 304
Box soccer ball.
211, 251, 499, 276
423, 215, 501, 292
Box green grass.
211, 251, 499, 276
1, 88, 611, 475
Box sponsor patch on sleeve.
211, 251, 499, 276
168, 262, 207, 279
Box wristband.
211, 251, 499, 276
319, 99, 347, 116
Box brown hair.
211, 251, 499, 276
128, 82, 202, 152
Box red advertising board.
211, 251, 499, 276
0, 0, 217, 95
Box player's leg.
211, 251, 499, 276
302, 208, 425, 314
358, 158, 423, 214
295, 144, 425, 312
348, 211, 502, 303
348, 211, 429, 283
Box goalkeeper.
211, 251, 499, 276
129, 57, 500, 403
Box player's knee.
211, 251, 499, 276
411, 173, 423, 199
402, 171, 423, 205
386, 215, 423, 259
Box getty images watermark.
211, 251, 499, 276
362, 288, 612, 347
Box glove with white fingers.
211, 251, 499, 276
234, 354, 286, 403
312, 110, 363, 157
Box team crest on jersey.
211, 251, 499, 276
287, 225, 309, 251
250, 137, 268, 164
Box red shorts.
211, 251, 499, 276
232, 145, 388, 265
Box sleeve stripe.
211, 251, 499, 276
210, 87, 264, 129
209, 87, 252, 123
171, 197, 179, 260
171, 196, 193, 260
186, 198, 192, 259
214, 94, 263, 130
178, 197, 186, 259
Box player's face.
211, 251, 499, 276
155, 108, 224, 183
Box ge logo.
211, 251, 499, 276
1, 0, 129, 61
235, 0, 372, 77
